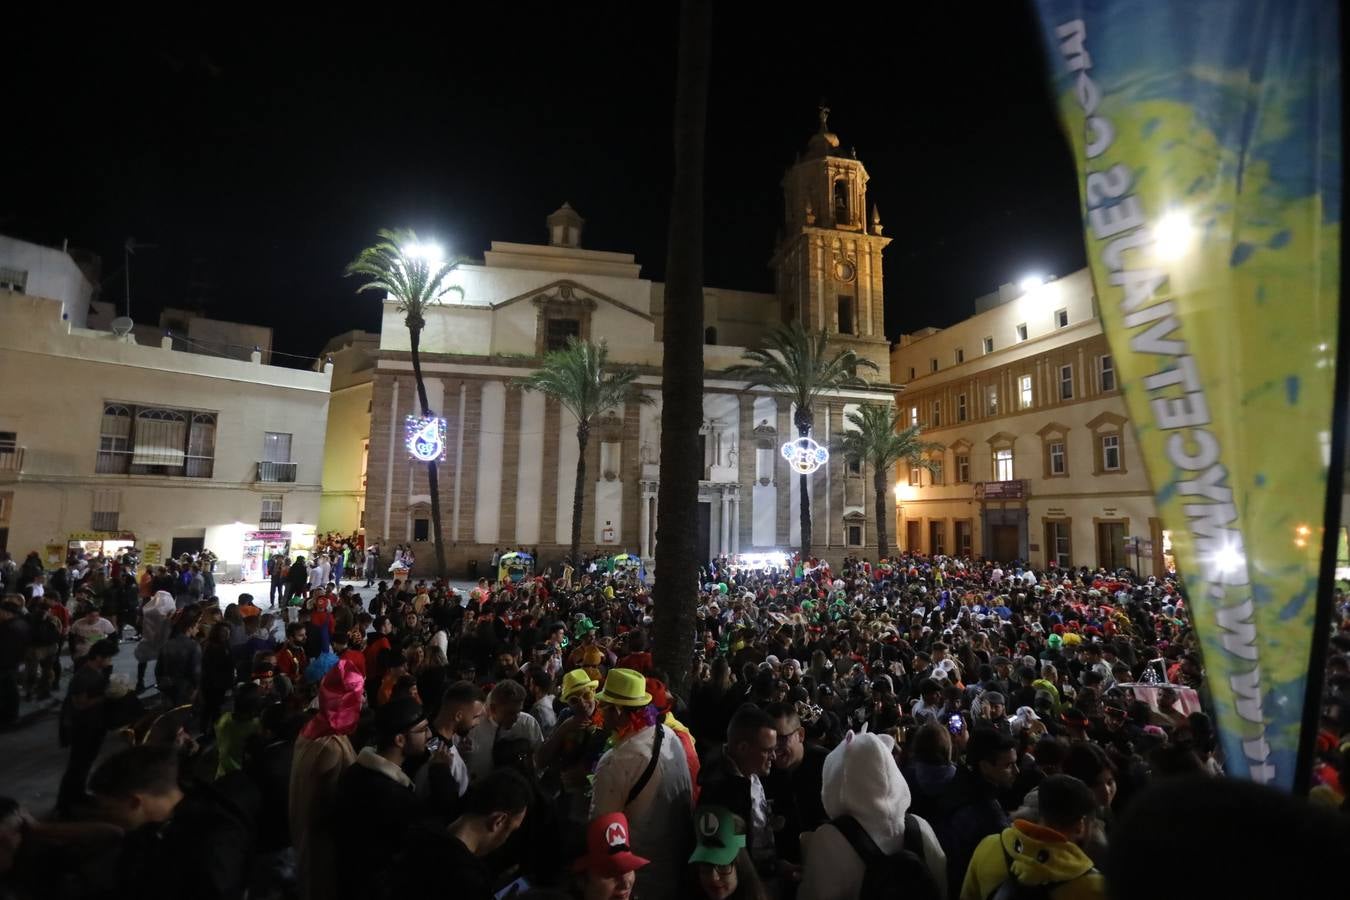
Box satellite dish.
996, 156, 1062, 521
110, 316, 134, 336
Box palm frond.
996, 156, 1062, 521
514, 338, 653, 424
725, 321, 880, 424
834, 402, 943, 472
345, 227, 466, 318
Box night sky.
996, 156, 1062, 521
4, 4, 1086, 365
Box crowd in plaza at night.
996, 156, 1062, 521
0, 546, 1348, 900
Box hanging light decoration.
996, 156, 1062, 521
405, 415, 447, 462
781, 435, 829, 475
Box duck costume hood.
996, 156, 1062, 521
820, 729, 911, 847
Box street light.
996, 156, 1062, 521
1018, 274, 1044, 293
403, 241, 445, 267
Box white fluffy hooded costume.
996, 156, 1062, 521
798, 729, 948, 900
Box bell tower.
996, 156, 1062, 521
771, 107, 892, 378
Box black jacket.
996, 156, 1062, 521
931, 767, 1011, 898
765, 744, 828, 863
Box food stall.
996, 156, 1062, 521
241, 531, 292, 583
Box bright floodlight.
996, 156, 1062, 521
404, 241, 445, 267
1019, 274, 1044, 293
1153, 211, 1195, 261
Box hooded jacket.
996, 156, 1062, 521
799, 730, 948, 900
960, 819, 1104, 900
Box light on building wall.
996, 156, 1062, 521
1018, 274, 1044, 293
781, 436, 829, 475
1153, 210, 1196, 261
405, 415, 447, 462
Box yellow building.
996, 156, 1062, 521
889, 268, 1170, 574
316, 330, 378, 536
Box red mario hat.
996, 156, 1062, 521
574, 812, 649, 877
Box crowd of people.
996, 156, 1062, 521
0, 547, 1348, 900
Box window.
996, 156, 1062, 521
413, 517, 430, 542
957, 394, 968, 422
95, 402, 216, 478
955, 520, 973, 556
909, 406, 918, 427
1059, 364, 1074, 400
91, 490, 120, 532
837, 295, 855, 334
1100, 354, 1116, 391
907, 367, 916, 381
846, 455, 861, 476
909, 465, 922, 486
1019, 375, 1033, 409
1055, 308, 1069, 328
0, 267, 27, 293
929, 520, 946, 555
954, 348, 965, 364
1047, 520, 1072, 568
846, 523, 863, 547
929, 456, 944, 485
1101, 434, 1121, 471
0, 432, 17, 472
545, 318, 580, 352
931, 400, 941, 427
994, 447, 1014, 481
263, 432, 292, 463
930, 358, 939, 373
834, 180, 850, 223
261, 495, 283, 529
956, 454, 970, 483
1016, 323, 1028, 342
1049, 440, 1067, 476
704, 326, 718, 345
983, 336, 994, 354
985, 385, 999, 416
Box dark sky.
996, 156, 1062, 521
4, 4, 1086, 365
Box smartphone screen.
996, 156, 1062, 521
495, 876, 531, 899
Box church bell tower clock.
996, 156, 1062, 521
771, 107, 893, 379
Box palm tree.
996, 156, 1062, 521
725, 321, 877, 560
516, 338, 651, 567
835, 403, 942, 560
346, 228, 463, 579
651, 0, 712, 696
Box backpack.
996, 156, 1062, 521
832, 813, 943, 900
986, 847, 1086, 900
31, 610, 62, 647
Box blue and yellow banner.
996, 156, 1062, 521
1033, 0, 1341, 789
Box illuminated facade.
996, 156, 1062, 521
890, 269, 1171, 574
360, 118, 898, 573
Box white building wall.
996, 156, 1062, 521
0, 293, 330, 575
0, 235, 94, 329
473, 381, 506, 543
555, 407, 580, 545
515, 391, 545, 544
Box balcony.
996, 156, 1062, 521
256, 461, 297, 483
0, 446, 23, 478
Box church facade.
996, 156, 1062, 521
358, 117, 900, 574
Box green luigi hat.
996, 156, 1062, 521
574, 616, 597, 637
1048, 633, 1063, 649
689, 806, 746, 867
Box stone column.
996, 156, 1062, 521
639, 486, 652, 559
732, 493, 741, 555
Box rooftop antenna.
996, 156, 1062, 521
123, 237, 158, 319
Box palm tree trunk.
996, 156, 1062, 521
797, 419, 812, 561
652, 0, 711, 696
408, 325, 448, 580
571, 423, 589, 567
873, 463, 891, 559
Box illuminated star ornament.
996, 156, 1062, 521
405, 415, 447, 462
781, 435, 829, 475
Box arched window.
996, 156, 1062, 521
833, 180, 850, 223
704, 326, 718, 346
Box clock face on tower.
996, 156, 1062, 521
834, 259, 857, 283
